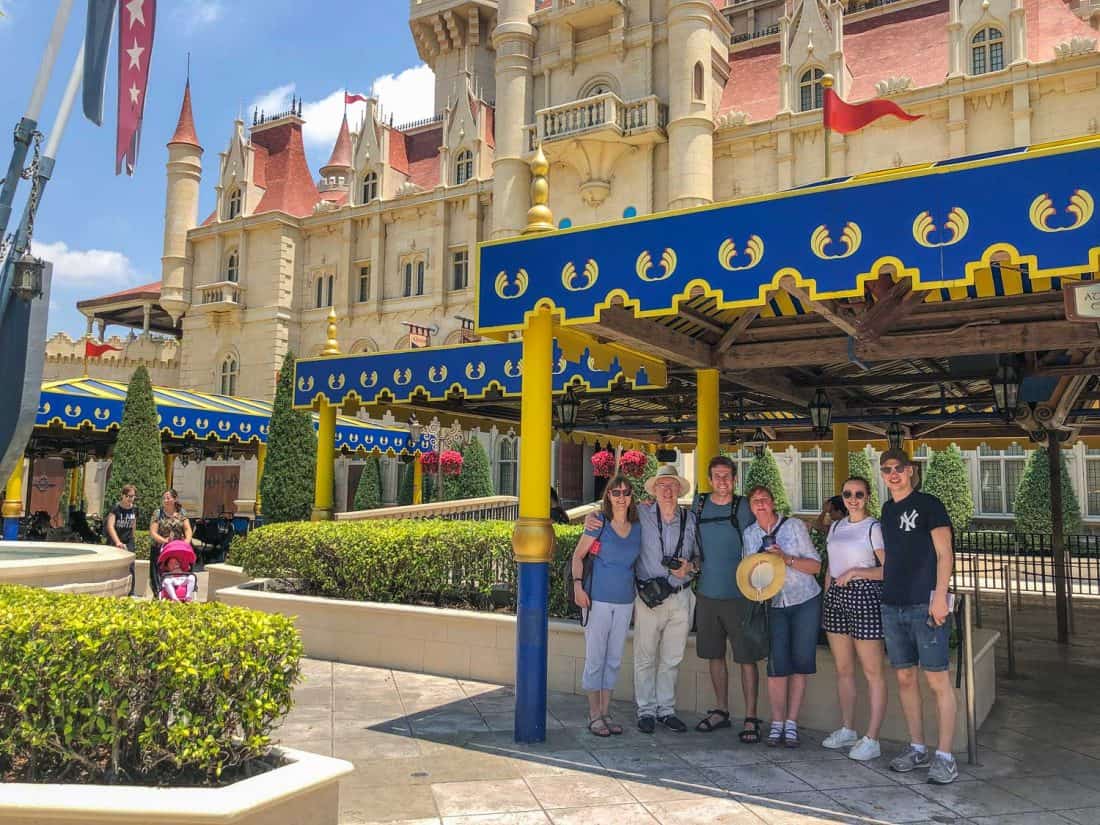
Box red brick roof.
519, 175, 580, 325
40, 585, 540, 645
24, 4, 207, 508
844, 0, 950, 101
483, 102, 496, 149
168, 81, 201, 149
77, 281, 161, 309
722, 42, 782, 121
387, 125, 410, 175
1025, 0, 1097, 61
323, 114, 353, 171
249, 119, 320, 218
406, 126, 443, 188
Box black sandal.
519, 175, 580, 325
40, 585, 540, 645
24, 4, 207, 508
695, 709, 732, 733
588, 717, 611, 737
738, 717, 763, 744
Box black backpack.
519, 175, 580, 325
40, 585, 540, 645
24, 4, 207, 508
565, 522, 605, 625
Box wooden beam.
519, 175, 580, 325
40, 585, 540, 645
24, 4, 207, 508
720, 369, 817, 408
577, 306, 713, 369
718, 320, 1100, 370
715, 308, 759, 353
779, 275, 861, 338
677, 306, 726, 336
856, 280, 928, 343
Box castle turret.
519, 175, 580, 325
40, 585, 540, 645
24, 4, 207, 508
160, 81, 202, 325
491, 0, 534, 239
319, 113, 353, 196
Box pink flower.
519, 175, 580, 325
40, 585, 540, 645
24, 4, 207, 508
419, 451, 439, 471
440, 449, 464, 476
590, 450, 615, 478
619, 450, 648, 478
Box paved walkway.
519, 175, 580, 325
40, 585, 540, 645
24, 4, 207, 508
274, 598, 1100, 825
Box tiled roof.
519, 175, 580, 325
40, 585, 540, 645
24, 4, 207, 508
168, 81, 201, 148
249, 120, 320, 218
1025, 0, 1098, 61
406, 126, 443, 189
387, 125, 410, 175
722, 42, 782, 121
77, 281, 161, 308
483, 103, 495, 150
844, 0, 950, 101
323, 114, 353, 171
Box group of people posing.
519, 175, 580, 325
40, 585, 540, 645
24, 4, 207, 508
572, 447, 959, 785
104, 485, 198, 602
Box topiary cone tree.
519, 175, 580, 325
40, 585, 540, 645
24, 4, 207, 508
744, 448, 792, 515
397, 460, 415, 506
260, 351, 317, 523
104, 365, 165, 525
456, 437, 494, 499
353, 454, 383, 511
920, 444, 974, 532
1014, 446, 1083, 535
847, 449, 881, 518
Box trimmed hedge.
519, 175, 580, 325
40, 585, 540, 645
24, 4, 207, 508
229, 520, 585, 617
0, 585, 301, 785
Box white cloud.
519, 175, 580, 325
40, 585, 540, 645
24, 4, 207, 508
30, 241, 138, 288
247, 64, 436, 150
176, 0, 224, 30
0, 1, 13, 24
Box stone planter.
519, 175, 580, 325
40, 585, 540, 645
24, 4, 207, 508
0, 746, 352, 825
217, 581, 1000, 743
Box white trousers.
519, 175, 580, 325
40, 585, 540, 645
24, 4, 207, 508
581, 600, 634, 691
633, 588, 695, 718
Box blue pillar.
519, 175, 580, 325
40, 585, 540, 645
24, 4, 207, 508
1, 518, 18, 541
514, 561, 549, 743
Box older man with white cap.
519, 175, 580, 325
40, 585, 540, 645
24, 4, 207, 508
586, 463, 699, 733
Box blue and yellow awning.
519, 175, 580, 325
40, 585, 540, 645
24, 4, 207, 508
36, 378, 422, 456
477, 137, 1100, 332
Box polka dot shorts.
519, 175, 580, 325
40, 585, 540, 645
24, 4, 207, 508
823, 579, 884, 640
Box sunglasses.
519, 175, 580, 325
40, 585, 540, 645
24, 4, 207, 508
842, 490, 866, 500
609, 489, 632, 498
881, 464, 907, 476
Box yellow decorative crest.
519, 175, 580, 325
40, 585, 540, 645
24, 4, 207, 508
428, 365, 448, 383
196, 417, 209, 430
327, 372, 346, 391
465, 361, 486, 380
297, 375, 315, 393
503, 359, 523, 378
65, 404, 82, 418
39, 401, 50, 415
1029, 189, 1094, 233
561, 259, 599, 291
393, 368, 413, 386
94, 407, 110, 421
494, 269, 529, 300
810, 222, 862, 259
360, 370, 378, 388
717, 235, 765, 272
218, 420, 231, 432
172, 415, 186, 427
349, 433, 359, 443
636, 248, 677, 281
912, 207, 970, 248
241, 423, 252, 434
552, 357, 568, 375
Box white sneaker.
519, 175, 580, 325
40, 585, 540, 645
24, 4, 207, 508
822, 727, 859, 750
848, 736, 881, 761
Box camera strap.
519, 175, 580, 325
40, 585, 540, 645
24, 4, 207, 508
657, 506, 689, 561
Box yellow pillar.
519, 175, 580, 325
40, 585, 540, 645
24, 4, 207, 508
312, 404, 336, 521
832, 424, 849, 497
902, 438, 915, 457
695, 369, 720, 493
255, 444, 267, 515
68, 464, 82, 509
412, 458, 423, 505
3, 459, 27, 539
163, 453, 175, 491
513, 309, 555, 561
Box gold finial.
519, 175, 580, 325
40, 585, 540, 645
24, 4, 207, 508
321, 307, 341, 356
524, 144, 554, 234
822, 73, 835, 89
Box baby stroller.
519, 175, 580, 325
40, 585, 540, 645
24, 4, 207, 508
158, 540, 198, 603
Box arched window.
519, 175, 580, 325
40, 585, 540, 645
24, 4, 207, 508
415, 260, 425, 295
799, 68, 825, 112
226, 187, 242, 220
454, 150, 473, 185
361, 171, 378, 203
497, 438, 518, 496
220, 354, 238, 396
403, 261, 414, 297
971, 27, 1005, 75
580, 77, 615, 98
225, 251, 239, 283
693, 61, 705, 101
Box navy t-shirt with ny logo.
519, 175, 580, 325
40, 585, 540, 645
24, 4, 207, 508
880, 490, 952, 606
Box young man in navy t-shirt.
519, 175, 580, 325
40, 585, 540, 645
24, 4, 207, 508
878, 448, 958, 785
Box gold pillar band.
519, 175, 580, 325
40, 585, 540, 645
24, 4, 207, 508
512, 516, 556, 564
2, 460, 26, 519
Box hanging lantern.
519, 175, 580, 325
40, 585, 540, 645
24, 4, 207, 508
887, 420, 905, 449
992, 362, 1022, 422
554, 387, 580, 434
808, 389, 832, 437
746, 427, 771, 458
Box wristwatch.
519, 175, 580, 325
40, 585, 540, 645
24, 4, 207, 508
785, 555, 794, 567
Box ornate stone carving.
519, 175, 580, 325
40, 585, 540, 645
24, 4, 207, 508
1053, 36, 1098, 60
395, 181, 423, 198
875, 76, 912, 97
716, 110, 750, 129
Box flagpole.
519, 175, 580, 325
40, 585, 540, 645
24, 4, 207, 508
822, 73, 834, 180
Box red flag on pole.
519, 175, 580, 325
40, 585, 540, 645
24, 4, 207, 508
345, 92, 368, 105
85, 340, 122, 358
823, 87, 921, 134
116, 0, 156, 175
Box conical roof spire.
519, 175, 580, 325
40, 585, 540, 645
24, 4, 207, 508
168, 81, 201, 149
322, 113, 353, 172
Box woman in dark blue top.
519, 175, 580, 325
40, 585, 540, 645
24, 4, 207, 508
571, 474, 642, 737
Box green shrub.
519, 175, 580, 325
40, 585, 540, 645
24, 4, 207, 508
921, 445, 975, 532
744, 449, 792, 515
1015, 447, 1083, 534
449, 438, 494, 500
0, 585, 301, 786
261, 351, 317, 523
230, 519, 585, 617
397, 461, 415, 506
133, 530, 152, 560
353, 455, 383, 511
103, 366, 165, 525
628, 452, 660, 503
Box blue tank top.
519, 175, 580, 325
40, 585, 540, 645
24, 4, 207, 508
585, 519, 642, 605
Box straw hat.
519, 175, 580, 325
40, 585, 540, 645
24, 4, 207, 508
736, 552, 787, 601
158, 540, 196, 572
644, 464, 692, 497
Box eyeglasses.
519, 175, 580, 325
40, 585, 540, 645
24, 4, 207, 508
880, 464, 907, 476
842, 490, 866, 500
609, 489, 632, 498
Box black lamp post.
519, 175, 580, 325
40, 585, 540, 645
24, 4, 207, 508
554, 387, 580, 434
993, 362, 1022, 422
809, 389, 832, 437
747, 427, 771, 457
887, 420, 904, 450
11, 252, 45, 301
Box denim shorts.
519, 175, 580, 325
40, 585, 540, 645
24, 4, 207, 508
880, 603, 951, 672
767, 594, 821, 677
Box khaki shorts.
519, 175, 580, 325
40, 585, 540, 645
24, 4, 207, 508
695, 593, 768, 664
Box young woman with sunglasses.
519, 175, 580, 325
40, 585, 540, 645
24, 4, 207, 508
571, 474, 642, 737
821, 475, 888, 761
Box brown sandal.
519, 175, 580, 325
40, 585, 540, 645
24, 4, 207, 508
603, 715, 623, 735
588, 717, 611, 737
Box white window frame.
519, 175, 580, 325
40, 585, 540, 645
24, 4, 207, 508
454, 150, 473, 185
226, 187, 242, 220
970, 26, 1005, 76
361, 170, 378, 203
799, 446, 834, 512
799, 67, 824, 112
451, 249, 469, 291
225, 250, 239, 283
219, 354, 239, 396
497, 438, 518, 496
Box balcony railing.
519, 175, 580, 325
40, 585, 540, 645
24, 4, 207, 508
731, 23, 779, 44
197, 281, 244, 308
337, 495, 520, 522
527, 93, 668, 149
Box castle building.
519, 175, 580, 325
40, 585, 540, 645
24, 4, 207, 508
53, 0, 1099, 516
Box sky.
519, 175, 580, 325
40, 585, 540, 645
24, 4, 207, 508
0, 0, 435, 337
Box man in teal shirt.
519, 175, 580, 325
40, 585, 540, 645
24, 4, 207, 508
693, 456, 763, 741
